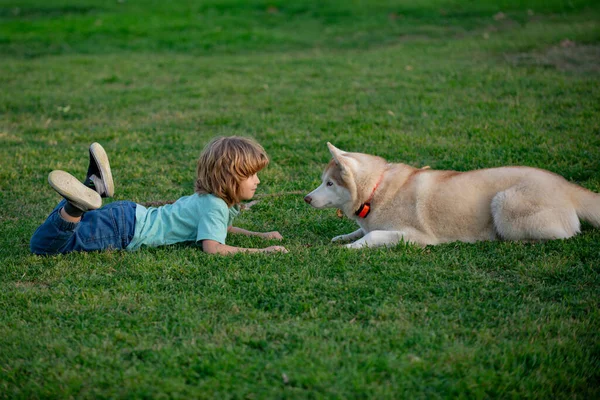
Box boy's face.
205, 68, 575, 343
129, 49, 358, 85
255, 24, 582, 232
239, 173, 260, 200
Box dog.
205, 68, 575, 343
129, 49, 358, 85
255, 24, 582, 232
304, 143, 600, 248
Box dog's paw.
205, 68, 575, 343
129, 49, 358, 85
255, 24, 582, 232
344, 242, 365, 249
331, 235, 348, 243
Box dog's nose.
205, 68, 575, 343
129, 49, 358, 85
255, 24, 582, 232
304, 195, 312, 204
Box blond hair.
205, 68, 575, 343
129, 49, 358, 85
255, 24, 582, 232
195, 136, 269, 207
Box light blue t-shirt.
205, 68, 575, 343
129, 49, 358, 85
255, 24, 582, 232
126, 193, 240, 251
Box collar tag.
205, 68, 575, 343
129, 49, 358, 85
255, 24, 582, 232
355, 203, 371, 218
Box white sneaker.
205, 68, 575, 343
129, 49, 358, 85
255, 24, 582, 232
48, 170, 102, 211
86, 142, 114, 198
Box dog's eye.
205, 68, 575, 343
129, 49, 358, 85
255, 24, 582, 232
326, 181, 333, 187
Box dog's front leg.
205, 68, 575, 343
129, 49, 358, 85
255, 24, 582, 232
345, 229, 431, 249
332, 228, 365, 243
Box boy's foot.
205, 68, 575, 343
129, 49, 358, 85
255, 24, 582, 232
85, 142, 114, 198
48, 170, 102, 212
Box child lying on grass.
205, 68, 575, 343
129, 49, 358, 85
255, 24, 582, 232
30, 137, 288, 255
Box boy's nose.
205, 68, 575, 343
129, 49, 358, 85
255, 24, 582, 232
304, 195, 312, 204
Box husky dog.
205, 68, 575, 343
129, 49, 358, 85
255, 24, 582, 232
304, 143, 600, 249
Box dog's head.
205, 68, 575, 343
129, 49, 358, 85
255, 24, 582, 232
304, 143, 373, 211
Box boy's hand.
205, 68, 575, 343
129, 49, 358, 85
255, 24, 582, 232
261, 231, 283, 240
262, 245, 288, 253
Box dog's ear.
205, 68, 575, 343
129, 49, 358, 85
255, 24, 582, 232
326, 142, 358, 198
327, 142, 356, 175
327, 142, 346, 165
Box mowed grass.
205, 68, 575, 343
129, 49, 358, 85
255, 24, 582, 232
1, 0, 600, 398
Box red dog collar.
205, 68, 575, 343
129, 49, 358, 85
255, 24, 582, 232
354, 172, 385, 218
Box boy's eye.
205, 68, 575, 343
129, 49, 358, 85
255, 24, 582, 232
326, 181, 333, 187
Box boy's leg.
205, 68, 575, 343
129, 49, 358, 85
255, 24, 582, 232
30, 201, 137, 254
30, 142, 120, 255
69, 201, 137, 252
30, 171, 102, 254
30, 199, 79, 254
84, 142, 114, 198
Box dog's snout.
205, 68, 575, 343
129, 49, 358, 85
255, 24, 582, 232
304, 195, 312, 204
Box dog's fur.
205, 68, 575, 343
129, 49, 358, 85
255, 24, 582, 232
304, 143, 600, 248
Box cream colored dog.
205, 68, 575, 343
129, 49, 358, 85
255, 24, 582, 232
304, 143, 600, 249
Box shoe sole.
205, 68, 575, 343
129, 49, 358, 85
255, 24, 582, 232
90, 142, 115, 197
48, 170, 102, 211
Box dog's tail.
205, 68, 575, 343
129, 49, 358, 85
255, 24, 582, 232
573, 185, 600, 228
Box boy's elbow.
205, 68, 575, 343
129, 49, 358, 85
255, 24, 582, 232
202, 240, 220, 254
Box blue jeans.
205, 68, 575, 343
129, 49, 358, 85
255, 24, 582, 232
30, 200, 137, 255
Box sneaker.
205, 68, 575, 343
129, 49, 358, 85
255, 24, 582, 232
48, 170, 102, 211
86, 142, 114, 198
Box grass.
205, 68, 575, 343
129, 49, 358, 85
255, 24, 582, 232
1, 0, 600, 398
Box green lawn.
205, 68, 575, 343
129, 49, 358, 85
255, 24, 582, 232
1, 0, 600, 398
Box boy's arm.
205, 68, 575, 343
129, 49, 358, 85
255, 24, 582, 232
202, 239, 286, 255
227, 226, 283, 240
